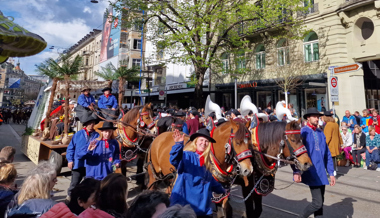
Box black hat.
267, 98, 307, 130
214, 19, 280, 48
166, 109, 175, 116
269, 115, 278, 122
97, 122, 117, 130
189, 128, 216, 143
229, 109, 241, 116
303, 107, 322, 119
324, 110, 334, 117
81, 87, 91, 92
83, 116, 97, 126
102, 87, 112, 92
174, 111, 186, 117
190, 110, 199, 116
216, 118, 227, 126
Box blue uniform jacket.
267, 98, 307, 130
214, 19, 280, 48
182, 123, 189, 135
342, 115, 357, 131
360, 116, 372, 133
169, 141, 225, 216
98, 95, 118, 109
78, 139, 120, 180
77, 94, 95, 107
66, 129, 99, 170
294, 126, 334, 186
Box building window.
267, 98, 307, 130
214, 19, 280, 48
86, 58, 89, 66
221, 52, 229, 74
255, 44, 265, 69
277, 39, 289, 66
236, 49, 246, 71
133, 39, 142, 50
304, 31, 319, 62
304, 0, 315, 14
132, 59, 141, 68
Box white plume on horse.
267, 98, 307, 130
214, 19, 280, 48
205, 95, 223, 120
276, 101, 298, 122
240, 95, 268, 122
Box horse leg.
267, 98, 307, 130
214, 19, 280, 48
136, 157, 146, 189
222, 198, 233, 218
252, 192, 263, 217
241, 175, 258, 218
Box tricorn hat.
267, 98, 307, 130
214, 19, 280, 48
81, 87, 91, 92
189, 128, 216, 143
97, 122, 117, 130
82, 116, 98, 126
303, 107, 322, 119
102, 87, 112, 92
174, 111, 186, 117
216, 118, 227, 127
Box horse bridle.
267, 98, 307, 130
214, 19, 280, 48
137, 109, 156, 131
279, 130, 307, 167
210, 128, 252, 183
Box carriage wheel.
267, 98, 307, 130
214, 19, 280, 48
49, 150, 63, 175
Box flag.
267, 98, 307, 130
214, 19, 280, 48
8, 78, 21, 88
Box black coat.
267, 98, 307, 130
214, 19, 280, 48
353, 133, 366, 149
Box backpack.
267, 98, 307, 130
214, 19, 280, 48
368, 161, 378, 170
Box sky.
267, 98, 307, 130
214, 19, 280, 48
1, 0, 109, 75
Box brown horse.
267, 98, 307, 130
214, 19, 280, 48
146, 121, 254, 195
230, 119, 312, 218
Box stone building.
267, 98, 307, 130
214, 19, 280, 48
210, 0, 380, 117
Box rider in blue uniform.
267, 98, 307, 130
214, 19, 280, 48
98, 87, 118, 110
174, 111, 189, 135
76, 87, 97, 123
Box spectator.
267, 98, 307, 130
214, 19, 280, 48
186, 110, 200, 135
0, 146, 16, 163
342, 110, 357, 133
365, 126, 380, 171
289, 103, 298, 118
28, 161, 58, 192
127, 191, 170, 218
158, 205, 197, 218
323, 114, 342, 176
340, 126, 353, 166
78, 122, 120, 180
66, 117, 99, 200
368, 109, 380, 134
68, 178, 100, 215
340, 122, 351, 133
360, 109, 371, 134
353, 111, 362, 127
170, 129, 225, 217
0, 163, 17, 217
79, 173, 128, 218
6, 173, 57, 217
352, 126, 366, 168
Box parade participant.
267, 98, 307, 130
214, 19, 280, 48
66, 117, 99, 198
170, 129, 226, 217
323, 112, 342, 175
174, 111, 189, 135
0, 110, 3, 125
293, 108, 335, 218
186, 110, 200, 135
78, 122, 120, 180
98, 87, 118, 120
76, 87, 97, 123
56, 100, 77, 135
229, 109, 245, 123
360, 109, 371, 134
205, 112, 216, 131
342, 110, 357, 133
40, 100, 65, 131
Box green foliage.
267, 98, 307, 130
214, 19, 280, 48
95, 60, 140, 82
23, 127, 34, 136
35, 54, 83, 80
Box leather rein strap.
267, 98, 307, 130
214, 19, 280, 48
284, 130, 307, 157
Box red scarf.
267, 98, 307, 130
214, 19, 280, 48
105, 94, 111, 98
307, 122, 317, 131
103, 139, 109, 149
196, 151, 204, 166
83, 127, 89, 136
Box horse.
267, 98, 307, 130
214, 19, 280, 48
115, 104, 157, 188
145, 120, 254, 199
229, 119, 312, 218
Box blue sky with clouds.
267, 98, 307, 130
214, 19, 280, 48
1, 0, 109, 74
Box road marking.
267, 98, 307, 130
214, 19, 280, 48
8, 124, 22, 144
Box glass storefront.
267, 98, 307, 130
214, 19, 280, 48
305, 88, 327, 112
257, 91, 272, 110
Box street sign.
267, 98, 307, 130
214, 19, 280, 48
159, 90, 165, 100
330, 76, 339, 102
333, 63, 362, 75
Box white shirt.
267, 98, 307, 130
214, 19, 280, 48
341, 131, 353, 148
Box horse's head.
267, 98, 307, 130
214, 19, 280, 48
139, 103, 157, 134
283, 119, 312, 171
215, 121, 254, 177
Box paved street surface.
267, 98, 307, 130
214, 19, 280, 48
2, 123, 380, 217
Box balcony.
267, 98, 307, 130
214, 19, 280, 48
338, 0, 374, 12
298, 3, 319, 17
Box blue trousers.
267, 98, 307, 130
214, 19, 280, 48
365, 147, 380, 167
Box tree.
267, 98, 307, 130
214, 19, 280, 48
45, 54, 83, 139
114, 0, 310, 107
95, 60, 139, 110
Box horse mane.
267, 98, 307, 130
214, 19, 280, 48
257, 121, 287, 151
122, 106, 142, 124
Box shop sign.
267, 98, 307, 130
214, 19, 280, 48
237, 82, 257, 89
333, 63, 362, 75
166, 83, 187, 90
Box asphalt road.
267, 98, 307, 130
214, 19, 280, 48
2, 123, 380, 217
